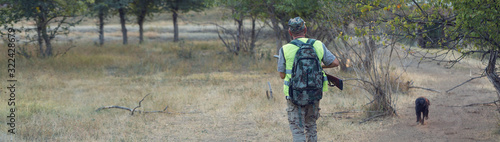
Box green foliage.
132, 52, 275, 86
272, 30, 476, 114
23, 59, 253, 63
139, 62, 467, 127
130, 0, 162, 17
162, 0, 207, 13
211, 0, 265, 20
86, 0, 132, 17
1, 0, 87, 22
1, 0, 87, 57
273, 0, 322, 17
448, 0, 500, 50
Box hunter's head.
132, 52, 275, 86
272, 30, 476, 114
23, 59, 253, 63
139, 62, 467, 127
288, 17, 307, 38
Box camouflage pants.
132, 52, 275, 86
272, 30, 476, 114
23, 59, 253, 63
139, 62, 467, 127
286, 99, 320, 142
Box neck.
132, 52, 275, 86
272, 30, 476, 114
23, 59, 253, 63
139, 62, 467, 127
292, 35, 306, 40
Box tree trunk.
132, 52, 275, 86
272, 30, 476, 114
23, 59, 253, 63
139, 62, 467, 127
41, 26, 52, 57
264, 0, 283, 54
36, 21, 44, 57
37, 6, 52, 57
339, 23, 353, 72
138, 20, 144, 44
36, 6, 47, 57
329, 30, 351, 72
236, 17, 243, 53
250, 16, 256, 53
485, 50, 500, 106
98, 9, 105, 46
363, 24, 376, 72
137, 10, 146, 44
119, 8, 128, 45
280, 21, 291, 43
172, 9, 179, 42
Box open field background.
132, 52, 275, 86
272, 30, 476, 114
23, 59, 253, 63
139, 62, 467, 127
0, 7, 499, 142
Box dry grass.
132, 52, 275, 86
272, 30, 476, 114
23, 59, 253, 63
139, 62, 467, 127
0, 39, 426, 141
9, 37, 500, 141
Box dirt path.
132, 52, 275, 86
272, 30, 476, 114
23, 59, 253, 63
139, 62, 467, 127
368, 59, 500, 141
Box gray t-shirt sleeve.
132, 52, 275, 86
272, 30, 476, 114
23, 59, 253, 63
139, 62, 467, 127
277, 47, 286, 73
322, 43, 336, 66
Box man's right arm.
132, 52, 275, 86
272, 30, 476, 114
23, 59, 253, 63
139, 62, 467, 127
323, 58, 339, 68
321, 44, 340, 68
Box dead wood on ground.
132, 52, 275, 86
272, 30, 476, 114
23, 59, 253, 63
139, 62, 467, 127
96, 94, 170, 115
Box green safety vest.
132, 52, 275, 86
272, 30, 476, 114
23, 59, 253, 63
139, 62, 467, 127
283, 38, 328, 96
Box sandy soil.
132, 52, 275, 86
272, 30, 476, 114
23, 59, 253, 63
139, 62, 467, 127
366, 58, 500, 142
143, 50, 500, 142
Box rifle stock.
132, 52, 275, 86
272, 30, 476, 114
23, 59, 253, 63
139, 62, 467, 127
325, 73, 343, 90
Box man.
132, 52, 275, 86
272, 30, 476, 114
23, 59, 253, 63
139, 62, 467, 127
277, 17, 340, 142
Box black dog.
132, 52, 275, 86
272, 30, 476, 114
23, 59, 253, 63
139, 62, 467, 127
415, 97, 430, 125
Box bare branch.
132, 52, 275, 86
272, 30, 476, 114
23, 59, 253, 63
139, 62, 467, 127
131, 94, 150, 115
343, 78, 375, 88
96, 94, 171, 115
439, 100, 500, 107
96, 105, 133, 112
359, 112, 389, 124
412, 0, 428, 18
445, 75, 486, 93
409, 86, 441, 93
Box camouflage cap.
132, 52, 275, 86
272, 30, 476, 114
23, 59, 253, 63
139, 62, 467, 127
288, 17, 306, 33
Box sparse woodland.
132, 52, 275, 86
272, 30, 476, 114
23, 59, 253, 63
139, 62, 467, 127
0, 0, 499, 141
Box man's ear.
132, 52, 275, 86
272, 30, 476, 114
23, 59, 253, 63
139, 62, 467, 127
288, 30, 292, 37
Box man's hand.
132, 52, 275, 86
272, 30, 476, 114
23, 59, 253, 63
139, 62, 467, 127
279, 72, 286, 79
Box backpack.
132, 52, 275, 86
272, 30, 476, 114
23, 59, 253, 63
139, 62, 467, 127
288, 39, 324, 106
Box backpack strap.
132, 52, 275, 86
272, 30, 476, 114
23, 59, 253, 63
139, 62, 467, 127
304, 39, 320, 60
289, 38, 321, 62
289, 38, 316, 48
308, 39, 321, 61
306, 39, 316, 45
289, 39, 305, 47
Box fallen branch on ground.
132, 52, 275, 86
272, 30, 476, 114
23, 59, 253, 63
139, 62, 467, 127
359, 112, 389, 124
321, 110, 386, 119
409, 86, 441, 93
131, 94, 149, 115
96, 94, 170, 115
439, 100, 500, 107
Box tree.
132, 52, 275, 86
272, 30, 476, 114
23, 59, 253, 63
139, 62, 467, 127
88, 0, 112, 46
320, 0, 403, 115
262, 0, 323, 54
130, 0, 161, 44
114, 0, 132, 45
446, 0, 500, 107
313, 0, 358, 72
350, 0, 500, 114
162, 0, 207, 42
1, 0, 86, 57
92, 0, 131, 45
212, 0, 267, 54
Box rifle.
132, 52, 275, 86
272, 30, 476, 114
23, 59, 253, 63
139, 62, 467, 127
325, 73, 343, 90
274, 55, 343, 90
